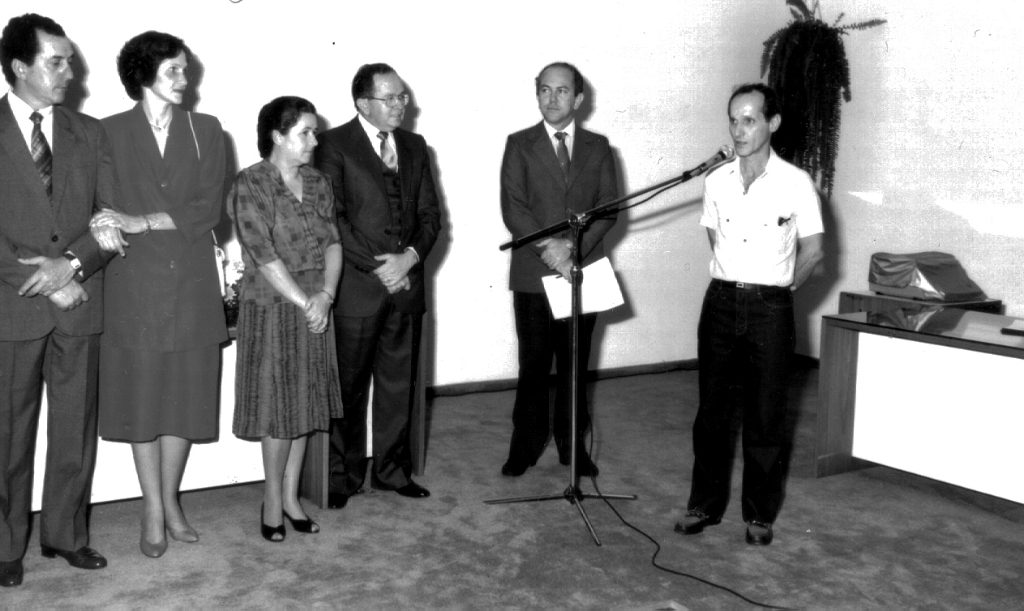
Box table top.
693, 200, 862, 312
841, 290, 1001, 306
824, 307, 1024, 357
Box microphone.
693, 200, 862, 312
685, 145, 735, 178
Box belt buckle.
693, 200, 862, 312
736, 282, 747, 289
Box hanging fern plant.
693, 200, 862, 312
761, 0, 885, 199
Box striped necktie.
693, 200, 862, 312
30, 112, 53, 198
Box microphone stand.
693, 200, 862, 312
485, 155, 725, 546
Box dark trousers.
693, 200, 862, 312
0, 330, 100, 561
507, 291, 597, 467
329, 301, 421, 495
687, 280, 794, 524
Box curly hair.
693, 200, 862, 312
256, 96, 317, 158
116, 31, 191, 101
0, 13, 66, 86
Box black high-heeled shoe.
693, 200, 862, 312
260, 504, 285, 543
284, 511, 320, 534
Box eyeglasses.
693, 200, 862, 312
367, 93, 410, 108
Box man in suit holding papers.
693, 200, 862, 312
499, 61, 618, 478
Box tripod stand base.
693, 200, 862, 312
485, 485, 638, 546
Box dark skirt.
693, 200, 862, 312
98, 344, 221, 443
233, 300, 343, 439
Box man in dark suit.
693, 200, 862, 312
315, 63, 441, 508
0, 13, 121, 587
500, 62, 618, 478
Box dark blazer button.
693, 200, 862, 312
384, 229, 391, 235
51, 235, 59, 242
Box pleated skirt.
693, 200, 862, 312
233, 300, 343, 439
98, 344, 221, 443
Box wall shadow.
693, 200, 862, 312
180, 52, 205, 113
64, 41, 91, 111
794, 187, 842, 355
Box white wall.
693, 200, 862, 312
807, 0, 1024, 355
6, 0, 1021, 385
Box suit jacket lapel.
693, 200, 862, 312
395, 129, 413, 202
50, 108, 78, 212
127, 103, 165, 183
0, 96, 54, 217
565, 127, 594, 192
530, 122, 565, 188
349, 117, 388, 198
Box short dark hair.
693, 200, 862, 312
728, 83, 781, 121
116, 31, 192, 101
535, 62, 585, 98
351, 63, 396, 107
0, 13, 66, 86
257, 96, 317, 158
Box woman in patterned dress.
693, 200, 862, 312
228, 96, 343, 542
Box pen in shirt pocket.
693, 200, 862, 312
777, 215, 793, 226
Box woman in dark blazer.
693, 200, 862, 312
91, 31, 227, 558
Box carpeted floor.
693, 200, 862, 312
5, 363, 1024, 610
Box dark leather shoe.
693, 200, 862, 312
0, 560, 23, 587
328, 488, 363, 509
40, 545, 107, 570
327, 492, 350, 509
284, 512, 320, 534
260, 504, 285, 543
574, 453, 599, 478
501, 460, 529, 477
674, 511, 722, 535
746, 521, 773, 546
394, 482, 430, 498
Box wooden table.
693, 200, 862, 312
838, 290, 1002, 315
817, 306, 1024, 503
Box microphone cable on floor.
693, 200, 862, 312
583, 435, 798, 611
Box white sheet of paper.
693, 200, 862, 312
541, 256, 625, 319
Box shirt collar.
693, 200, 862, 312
543, 119, 575, 141
357, 113, 393, 147
723, 147, 776, 182
7, 89, 52, 121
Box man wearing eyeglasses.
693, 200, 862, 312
315, 63, 441, 509
499, 62, 618, 479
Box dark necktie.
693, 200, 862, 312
555, 131, 570, 181
377, 131, 398, 173
30, 112, 53, 198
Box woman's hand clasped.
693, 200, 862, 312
303, 292, 332, 334
91, 209, 152, 235
89, 210, 132, 257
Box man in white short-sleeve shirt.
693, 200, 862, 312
676, 83, 823, 546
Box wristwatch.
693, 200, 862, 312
63, 251, 84, 279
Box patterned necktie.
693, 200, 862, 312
377, 131, 398, 172
555, 131, 570, 181
30, 112, 53, 198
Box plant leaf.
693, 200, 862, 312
786, 0, 812, 20
838, 18, 888, 32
